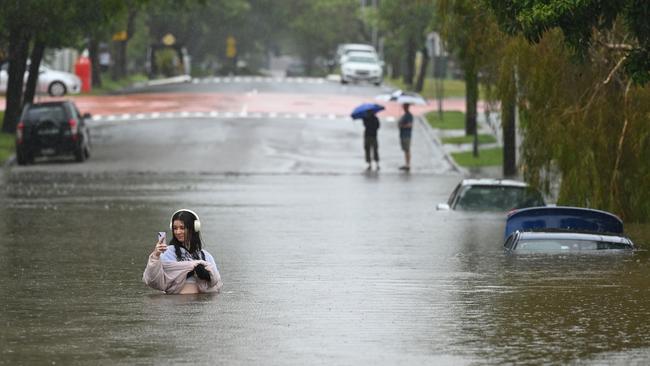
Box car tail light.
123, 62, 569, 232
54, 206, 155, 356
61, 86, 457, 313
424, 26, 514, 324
68, 119, 79, 141
16, 121, 24, 144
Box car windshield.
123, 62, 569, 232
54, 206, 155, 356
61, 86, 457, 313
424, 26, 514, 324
456, 185, 544, 211
24, 105, 66, 123
347, 56, 377, 63
516, 239, 632, 252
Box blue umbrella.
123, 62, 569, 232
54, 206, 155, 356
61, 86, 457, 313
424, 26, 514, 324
350, 103, 385, 119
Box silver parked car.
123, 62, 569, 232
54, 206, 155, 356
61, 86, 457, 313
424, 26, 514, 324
0, 62, 81, 97
437, 178, 546, 212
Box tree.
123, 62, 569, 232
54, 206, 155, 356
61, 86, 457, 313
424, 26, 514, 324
437, 0, 500, 159
1, 0, 128, 133
484, 1, 650, 220
378, 0, 435, 89
486, 0, 650, 84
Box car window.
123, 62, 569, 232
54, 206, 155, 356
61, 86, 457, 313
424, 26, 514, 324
456, 185, 544, 211
347, 56, 377, 63
516, 239, 631, 252
23, 105, 67, 124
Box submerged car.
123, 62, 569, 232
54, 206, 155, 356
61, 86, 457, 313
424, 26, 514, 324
0, 62, 81, 97
437, 179, 545, 212
503, 206, 635, 253
16, 100, 91, 165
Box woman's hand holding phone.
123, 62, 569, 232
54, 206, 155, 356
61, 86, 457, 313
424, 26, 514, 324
152, 231, 167, 258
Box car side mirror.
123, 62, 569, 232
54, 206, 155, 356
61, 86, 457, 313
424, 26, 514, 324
436, 203, 450, 211
379, 60, 385, 68
82, 113, 92, 119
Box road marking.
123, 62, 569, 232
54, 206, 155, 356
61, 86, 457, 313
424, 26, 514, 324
89, 111, 352, 123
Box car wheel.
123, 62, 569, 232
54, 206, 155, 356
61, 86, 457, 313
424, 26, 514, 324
16, 147, 33, 165
74, 145, 86, 162
340, 78, 348, 84
48, 81, 67, 97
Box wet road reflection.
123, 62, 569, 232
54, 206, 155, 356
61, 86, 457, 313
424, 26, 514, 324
1, 168, 649, 365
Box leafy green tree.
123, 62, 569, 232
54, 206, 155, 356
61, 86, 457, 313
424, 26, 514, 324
0, 0, 127, 133
378, 0, 435, 89
483, 13, 650, 220
437, 0, 500, 159
286, 0, 364, 75
487, 0, 650, 84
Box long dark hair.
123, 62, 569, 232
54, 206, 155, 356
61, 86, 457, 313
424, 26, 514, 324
169, 210, 204, 261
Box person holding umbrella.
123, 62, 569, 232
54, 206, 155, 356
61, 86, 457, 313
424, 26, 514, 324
374, 90, 426, 171
351, 103, 384, 171
398, 103, 413, 171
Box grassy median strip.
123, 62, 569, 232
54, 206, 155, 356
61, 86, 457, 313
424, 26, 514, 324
0, 121, 15, 165
425, 111, 465, 129
451, 147, 503, 167
441, 134, 497, 144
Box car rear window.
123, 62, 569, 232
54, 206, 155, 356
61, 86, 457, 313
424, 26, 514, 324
516, 239, 632, 252
457, 185, 545, 211
23, 105, 67, 124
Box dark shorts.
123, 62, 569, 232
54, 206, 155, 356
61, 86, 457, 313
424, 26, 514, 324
400, 137, 411, 152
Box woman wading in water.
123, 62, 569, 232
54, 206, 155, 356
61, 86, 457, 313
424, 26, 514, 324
143, 209, 222, 294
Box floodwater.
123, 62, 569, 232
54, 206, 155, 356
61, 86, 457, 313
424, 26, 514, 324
1, 168, 650, 365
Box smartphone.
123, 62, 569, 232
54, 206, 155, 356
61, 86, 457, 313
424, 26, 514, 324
157, 231, 166, 243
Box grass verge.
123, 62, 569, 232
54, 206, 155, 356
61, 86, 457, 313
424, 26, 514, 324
0, 111, 15, 165
86, 73, 149, 95
385, 77, 487, 99
441, 134, 497, 144
451, 147, 503, 167
425, 111, 465, 129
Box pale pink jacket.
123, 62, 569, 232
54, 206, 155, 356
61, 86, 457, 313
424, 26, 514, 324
142, 253, 223, 294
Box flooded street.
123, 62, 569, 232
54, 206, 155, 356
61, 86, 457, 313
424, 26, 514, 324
1, 84, 650, 365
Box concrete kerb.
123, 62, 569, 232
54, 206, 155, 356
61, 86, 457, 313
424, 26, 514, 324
2, 154, 15, 168
416, 115, 467, 175
132, 74, 192, 88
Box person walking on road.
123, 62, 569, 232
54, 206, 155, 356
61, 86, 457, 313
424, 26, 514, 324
398, 103, 413, 171
362, 111, 380, 170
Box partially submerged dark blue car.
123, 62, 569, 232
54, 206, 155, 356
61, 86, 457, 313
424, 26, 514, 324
503, 206, 635, 253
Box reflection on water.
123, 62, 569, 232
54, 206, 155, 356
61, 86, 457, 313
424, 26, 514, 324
1, 170, 649, 365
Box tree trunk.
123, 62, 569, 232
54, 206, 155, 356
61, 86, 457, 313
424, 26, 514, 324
390, 56, 401, 79
414, 47, 429, 93
88, 37, 102, 87
2, 29, 30, 134
502, 88, 517, 177
403, 36, 416, 87
464, 68, 478, 137
24, 41, 45, 105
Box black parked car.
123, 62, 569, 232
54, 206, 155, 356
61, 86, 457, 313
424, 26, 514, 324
15, 101, 91, 165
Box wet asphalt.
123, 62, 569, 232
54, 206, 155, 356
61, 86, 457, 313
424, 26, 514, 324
1, 80, 650, 365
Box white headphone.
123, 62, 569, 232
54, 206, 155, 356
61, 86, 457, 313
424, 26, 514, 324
169, 209, 201, 232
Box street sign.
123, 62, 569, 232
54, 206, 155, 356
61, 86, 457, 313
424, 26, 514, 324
112, 31, 128, 42
162, 33, 176, 46
226, 36, 237, 58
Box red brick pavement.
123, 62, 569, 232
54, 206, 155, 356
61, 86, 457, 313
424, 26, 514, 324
1, 92, 481, 118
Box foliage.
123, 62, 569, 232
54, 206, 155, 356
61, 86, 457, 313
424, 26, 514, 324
503, 29, 650, 221
486, 0, 650, 85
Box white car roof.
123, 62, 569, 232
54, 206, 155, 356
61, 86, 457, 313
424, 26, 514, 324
460, 178, 529, 188
518, 231, 632, 244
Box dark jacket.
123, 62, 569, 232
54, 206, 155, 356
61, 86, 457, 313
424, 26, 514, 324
363, 115, 380, 137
